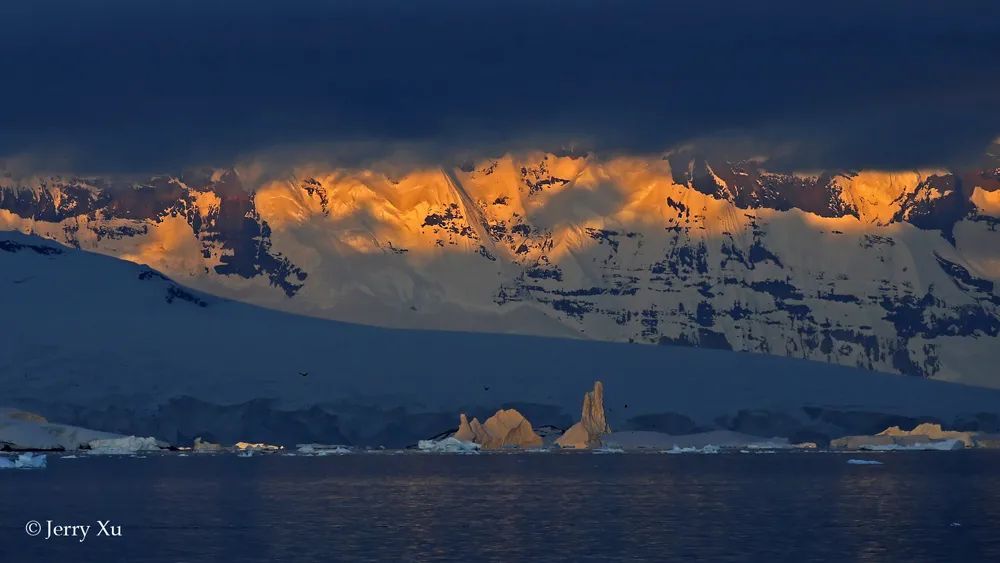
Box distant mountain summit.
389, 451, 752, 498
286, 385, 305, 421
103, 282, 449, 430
2, 151, 999, 386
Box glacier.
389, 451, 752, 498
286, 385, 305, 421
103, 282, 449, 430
3, 231, 1000, 448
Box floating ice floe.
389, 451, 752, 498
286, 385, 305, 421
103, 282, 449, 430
417, 437, 480, 453
847, 459, 883, 465
0, 453, 47, 469
88, 436, 161, 455
664, 445, 721, 454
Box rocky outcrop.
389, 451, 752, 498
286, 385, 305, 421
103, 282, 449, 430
556, 381, 612, 449
453, 409, 543, 450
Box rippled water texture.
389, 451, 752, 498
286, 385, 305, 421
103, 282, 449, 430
2, 451, 999, 562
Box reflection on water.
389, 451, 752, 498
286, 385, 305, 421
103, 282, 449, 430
2, 452, 999, 562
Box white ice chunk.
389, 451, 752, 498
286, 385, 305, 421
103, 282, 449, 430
297, 444, 352, 455
664, 444, 721, 454
847, 459, 883, 465
0, 453, 47, 469
862, 439, 964, 451
417, 437, 480, 453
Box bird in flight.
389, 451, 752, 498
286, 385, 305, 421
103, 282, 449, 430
299, 372, 309, 377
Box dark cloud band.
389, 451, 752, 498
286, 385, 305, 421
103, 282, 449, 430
2, 0, 998, 172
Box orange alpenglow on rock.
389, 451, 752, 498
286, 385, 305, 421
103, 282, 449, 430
556, 381, 612, 449
454, 409, 543, 450
877, 423, 976, 447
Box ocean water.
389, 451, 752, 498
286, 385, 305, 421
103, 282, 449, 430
2, 451, 999, 562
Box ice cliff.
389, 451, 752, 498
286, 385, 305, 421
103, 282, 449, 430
556, 381, 612, 449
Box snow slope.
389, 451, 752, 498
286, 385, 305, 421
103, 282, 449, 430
3, 232, 1000, 447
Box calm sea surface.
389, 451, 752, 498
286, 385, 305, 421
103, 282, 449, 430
2, 451, 999, 562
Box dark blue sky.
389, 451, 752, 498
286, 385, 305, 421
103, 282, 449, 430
2, 0, 998, 172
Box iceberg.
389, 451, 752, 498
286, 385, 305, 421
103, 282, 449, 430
877, 423, 975, 447
832, 424, 975, 450
88, 436, 161, 455
556, 381, 612, 449
234, 441, 282, 452
0, 453, 47, 469
193, 437, 222, 452
417, 437, 480, 453
454, 410, 543, 450
847, 459, 883, 465
296, 444, 352, 455
864, 439, 964, 451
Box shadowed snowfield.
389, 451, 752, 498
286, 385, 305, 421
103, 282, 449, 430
3, 232, 1000, 447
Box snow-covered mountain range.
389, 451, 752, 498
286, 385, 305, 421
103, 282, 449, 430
4, 231, 1000, 446
2, 150, 999, 387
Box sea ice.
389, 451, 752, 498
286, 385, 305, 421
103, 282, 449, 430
417, 437, 480, 453
664, 445, 721, 454
847, 459, 883, 465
